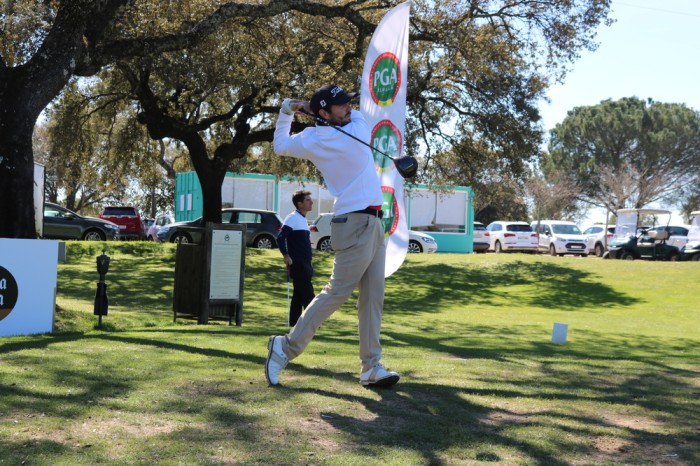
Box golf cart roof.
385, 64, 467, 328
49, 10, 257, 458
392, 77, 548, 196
616, 208, 671, 215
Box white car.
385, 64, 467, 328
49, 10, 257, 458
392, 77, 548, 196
582, 225, 615, 257
309, 213, 438, 253
531, 220, 588, 257
485, 221, 538, 253
407, 230, 438, 253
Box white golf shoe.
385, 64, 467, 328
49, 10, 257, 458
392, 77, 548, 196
360, 364, 400, 387
265, 336, 289, 385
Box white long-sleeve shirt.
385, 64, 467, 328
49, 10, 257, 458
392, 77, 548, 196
273, 109, 383, 215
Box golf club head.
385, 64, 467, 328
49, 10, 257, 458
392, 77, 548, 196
394, 156, 418, 179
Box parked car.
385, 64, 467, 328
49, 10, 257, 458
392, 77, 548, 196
407, 230, 438, 253
309, 213, 334, 252
147, 213, 175, 242
309, 213, 438, 253
607, 208, 680, 261
157, 208, 283, 248
99, 206, 145, 240
582, 225, 616, 257
43, 202, 120, 241
681, 211, 700, 261
472, 222, 489, 253
485, 221, 538, 253
531, 220, 588, 257
142, 218, 155, 232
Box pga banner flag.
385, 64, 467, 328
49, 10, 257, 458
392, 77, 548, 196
360, 1, 411, 278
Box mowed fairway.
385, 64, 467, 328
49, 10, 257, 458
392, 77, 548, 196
1, 244, 698, 465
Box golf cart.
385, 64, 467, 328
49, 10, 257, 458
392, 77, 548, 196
606, 208, 681, 261
681, 211, 700, 261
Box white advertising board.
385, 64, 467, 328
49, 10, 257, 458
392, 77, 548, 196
0, 239, 58, 337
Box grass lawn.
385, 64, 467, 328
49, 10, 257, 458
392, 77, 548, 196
1, 242, 699, 465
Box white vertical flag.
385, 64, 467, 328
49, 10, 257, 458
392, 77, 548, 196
360, 1, 411, 278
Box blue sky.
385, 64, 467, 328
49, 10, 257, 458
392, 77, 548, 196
538, 0, 700, 224
540, 0, 700, 131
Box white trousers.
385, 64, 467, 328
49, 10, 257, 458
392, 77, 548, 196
281, 212, 386, 372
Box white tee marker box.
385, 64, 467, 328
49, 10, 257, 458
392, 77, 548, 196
552, 322, 568, 344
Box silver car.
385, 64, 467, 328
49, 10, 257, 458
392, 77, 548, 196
472, 222, 489, 253
310, 213, 438, 253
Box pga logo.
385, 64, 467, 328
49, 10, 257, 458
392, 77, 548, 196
381, 186, 399, 236
0, 265, 19, 322
371, 120, 402, 173
370, 52, 401, 107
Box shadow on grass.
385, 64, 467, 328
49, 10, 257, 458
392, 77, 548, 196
2, 325, 697, 464
386, 259, 641, 314
6, 252, 694, 463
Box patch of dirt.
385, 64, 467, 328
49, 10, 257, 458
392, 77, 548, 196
577, 438, 687, 466
602, 414, 665, 431
480, 410, 533, 427
591, 435, 631, 453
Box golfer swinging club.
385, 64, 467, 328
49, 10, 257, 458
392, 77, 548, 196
266, 84, 400, 388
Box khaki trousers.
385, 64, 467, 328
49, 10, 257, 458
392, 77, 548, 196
281, 212, 385, 372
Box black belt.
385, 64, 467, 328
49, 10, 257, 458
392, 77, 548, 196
352, 207, 383, 218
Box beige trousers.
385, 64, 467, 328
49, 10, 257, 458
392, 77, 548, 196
281, 212, 386, 372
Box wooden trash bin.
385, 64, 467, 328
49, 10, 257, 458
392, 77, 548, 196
173, 223, 245, 325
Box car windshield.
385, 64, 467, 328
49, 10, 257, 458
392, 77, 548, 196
551, 224, 582, 235
615, 211, 638, 238
506, 224, 531, 232
688, 216, 700, 239
474, 224, 486, 231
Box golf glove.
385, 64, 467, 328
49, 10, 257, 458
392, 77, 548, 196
281, 98, 294, 115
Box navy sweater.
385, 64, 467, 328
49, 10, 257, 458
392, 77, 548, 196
277, 210, 312, 263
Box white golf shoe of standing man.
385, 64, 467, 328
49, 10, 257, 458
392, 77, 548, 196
266, 84, 399, 388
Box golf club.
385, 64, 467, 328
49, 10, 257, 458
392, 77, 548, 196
286, 266, 291, 326
298, 109, 418, 179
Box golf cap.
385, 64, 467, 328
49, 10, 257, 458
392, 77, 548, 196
310, 85, 358, 115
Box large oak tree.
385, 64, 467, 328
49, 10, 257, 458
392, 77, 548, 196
542, 97, 700, 214
1, 0, 612, 237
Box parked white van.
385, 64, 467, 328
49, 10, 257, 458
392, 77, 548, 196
531, 220, 588, 257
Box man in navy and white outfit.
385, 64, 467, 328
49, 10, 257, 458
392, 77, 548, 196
265, 84, 400, 388
277, 190, 315, 327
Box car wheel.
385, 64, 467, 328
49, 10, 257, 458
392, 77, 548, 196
594, 243, 605, 257
620, 251, 634, 260
494, 241, 502, 253
692, 254, 700, 262
408, 240, 423, 253
668, 252, 680, 261
255, 235, 275, 249
83, 229, 106, 241
171, 232, 192, 244
318, 237, 333, 252
581, 254, 588, 258
549, 244, 557, 256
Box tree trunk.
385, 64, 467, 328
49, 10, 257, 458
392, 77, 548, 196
0, 122, 36, 238
0, 0, 128, 238
181, 134, 226, 225
0, 69, 55, 238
